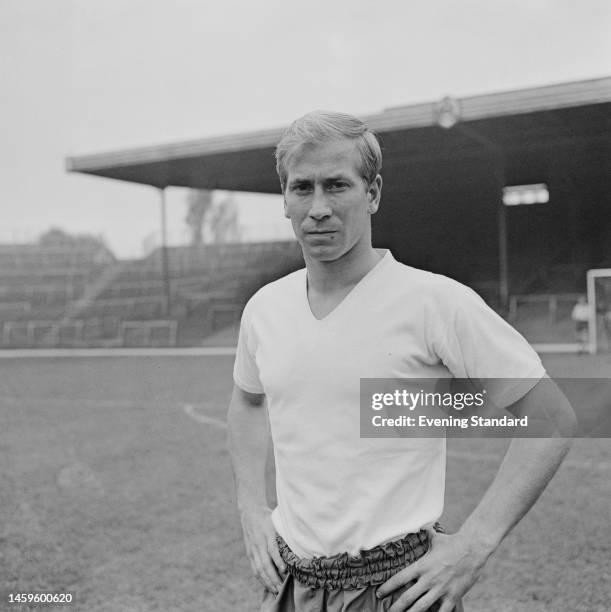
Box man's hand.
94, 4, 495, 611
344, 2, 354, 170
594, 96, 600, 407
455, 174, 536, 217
240, 504, 287, 594
227, 385, 285, 592
376, 530, 488, 612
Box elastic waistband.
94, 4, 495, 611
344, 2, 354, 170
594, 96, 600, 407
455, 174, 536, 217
277, 529, 432, 590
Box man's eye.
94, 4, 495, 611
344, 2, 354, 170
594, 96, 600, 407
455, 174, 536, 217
328, 182, 347, 191
292, 184, 311, 193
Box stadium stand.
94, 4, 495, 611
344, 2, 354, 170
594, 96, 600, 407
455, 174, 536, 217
3, 236, 600, 349
0, 240, 303, 348
64, 77, 611, 352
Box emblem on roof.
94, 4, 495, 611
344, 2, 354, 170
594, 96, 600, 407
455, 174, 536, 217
434, 96, 462, 129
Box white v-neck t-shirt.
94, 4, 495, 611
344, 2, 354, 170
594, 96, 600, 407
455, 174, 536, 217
233, 250, 545, 558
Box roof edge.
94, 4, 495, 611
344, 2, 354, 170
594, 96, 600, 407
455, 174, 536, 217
66, 76, 611, 173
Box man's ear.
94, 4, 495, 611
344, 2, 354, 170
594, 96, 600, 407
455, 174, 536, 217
367, 174, 382, 214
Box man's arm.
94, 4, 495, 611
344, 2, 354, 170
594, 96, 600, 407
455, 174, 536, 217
376, 379, 577, 612
227, 384, 286, 594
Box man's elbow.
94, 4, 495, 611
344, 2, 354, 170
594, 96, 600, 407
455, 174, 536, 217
557, 399, 578, 440
511, 379, 578, 439
226, 385, 267, 442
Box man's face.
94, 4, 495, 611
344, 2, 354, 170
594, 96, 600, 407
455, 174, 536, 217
283, 139, 381, 262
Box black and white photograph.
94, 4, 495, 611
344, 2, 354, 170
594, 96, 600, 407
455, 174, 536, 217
1, 2, 610, 611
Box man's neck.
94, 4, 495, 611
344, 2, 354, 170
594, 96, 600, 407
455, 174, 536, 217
305, 243, 383, 294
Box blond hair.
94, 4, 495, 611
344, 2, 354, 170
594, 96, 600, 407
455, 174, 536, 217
275, 110, 382, 192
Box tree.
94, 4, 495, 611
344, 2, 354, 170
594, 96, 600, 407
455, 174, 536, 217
39, 227, 108, 249
38, 227, 115, 262
185, 190, 242, 245
185, 190, 214, 247
206, 193, 241, 243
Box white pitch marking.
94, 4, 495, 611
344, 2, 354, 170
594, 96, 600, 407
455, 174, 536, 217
0, 343, 586, 358
447, 449, 611, 472
0, 347, 236, 359
183, 403, 227, 429
1, 396, 164, 409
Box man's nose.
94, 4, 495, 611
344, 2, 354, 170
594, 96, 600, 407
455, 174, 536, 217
308, 188, 332, 220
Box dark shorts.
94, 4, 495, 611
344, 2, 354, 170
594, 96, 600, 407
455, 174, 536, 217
261, 527, 464, 612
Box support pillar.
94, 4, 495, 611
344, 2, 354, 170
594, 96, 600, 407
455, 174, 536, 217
159, 187, 171, 317
451, 121, 507, 311
498, 200, 509, 311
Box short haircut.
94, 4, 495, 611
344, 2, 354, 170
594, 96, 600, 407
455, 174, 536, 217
275, 110, 382, 192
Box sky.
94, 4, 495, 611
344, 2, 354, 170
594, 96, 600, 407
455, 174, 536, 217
2, 0, 610, 258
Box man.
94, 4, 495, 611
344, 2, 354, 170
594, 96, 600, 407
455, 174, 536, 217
571, 295, 589, 348
228, 111, 575, 612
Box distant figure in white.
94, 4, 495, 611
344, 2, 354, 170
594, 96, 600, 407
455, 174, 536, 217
570, 296, 589, 349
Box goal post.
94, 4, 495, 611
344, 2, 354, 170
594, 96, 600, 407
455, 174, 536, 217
586, 268, 611, 354
506, 270, 611, 354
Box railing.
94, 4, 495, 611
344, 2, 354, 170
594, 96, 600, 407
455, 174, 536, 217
0, 240, 304, 348
0, 247, 114, 269
0, 284, 84, 303
72, 296, 167, 318
0, 317, 177, 348
0, 301, 31, 316
508, 293, 584, 324
121, 320, 178, 347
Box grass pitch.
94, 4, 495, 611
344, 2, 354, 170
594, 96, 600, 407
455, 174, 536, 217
0, 353, 609, 611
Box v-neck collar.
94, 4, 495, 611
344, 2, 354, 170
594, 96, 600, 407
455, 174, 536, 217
303, 250, 391, 322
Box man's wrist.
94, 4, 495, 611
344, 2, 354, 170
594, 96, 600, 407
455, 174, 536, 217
455, 522, 502, 560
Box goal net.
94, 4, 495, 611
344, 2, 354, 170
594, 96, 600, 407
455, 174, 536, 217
587, 269, 611, 354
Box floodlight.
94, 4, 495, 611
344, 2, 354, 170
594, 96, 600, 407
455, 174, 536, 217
503, 184, 549, 206
503, 192, 521, 206
434, 96, 461, 129
522, 191, 536, 205
535, 189, 549, 203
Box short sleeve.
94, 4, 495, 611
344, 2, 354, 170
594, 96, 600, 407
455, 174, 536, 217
434, 283, 546, 408
233, 299, 265, 394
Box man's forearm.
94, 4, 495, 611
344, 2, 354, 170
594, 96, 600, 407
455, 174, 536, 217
376, 383, 576, 609
458, 436, 572, 557
378, 436, 573, 610
227, 387, 286, 592
227, 386, 270, 512
458, 379, 576, 556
